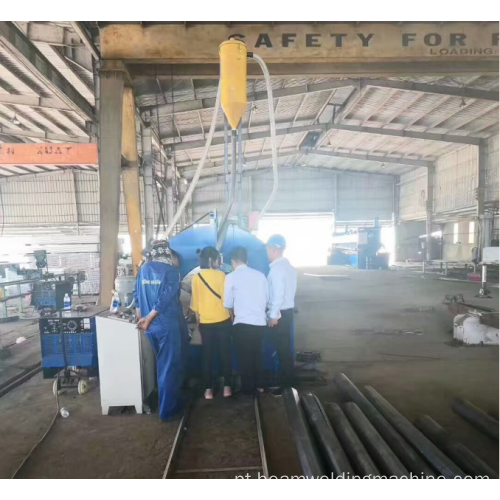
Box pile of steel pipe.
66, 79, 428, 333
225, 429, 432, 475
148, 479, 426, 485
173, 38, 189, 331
334, 373, 435, 476
414, 415, 498, 478
283, 377, 498, 479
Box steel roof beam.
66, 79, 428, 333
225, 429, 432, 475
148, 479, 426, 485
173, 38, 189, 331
0, 22, 96, 123
364, 79, 499, 102
127, 60, 499, 79
0, 93, 72, 111
69, 22, 100, 60
329, 124, 482, 146
170, 124, 323, 151
194, 164, 397, 184
141, 79, 356, 117
180, 150, 303, 172
311, 149, 432, 167
0, 125, 90, 143
142, 77, 498, 120
171, 121, 483, 152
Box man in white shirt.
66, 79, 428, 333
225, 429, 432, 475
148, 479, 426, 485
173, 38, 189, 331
266, 235, 297, 388
224, 246, 268, 393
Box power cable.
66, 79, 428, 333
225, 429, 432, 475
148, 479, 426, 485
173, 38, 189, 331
11, 375, 60, 478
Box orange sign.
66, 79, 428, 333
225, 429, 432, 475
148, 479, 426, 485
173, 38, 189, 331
0, 143, 98, 165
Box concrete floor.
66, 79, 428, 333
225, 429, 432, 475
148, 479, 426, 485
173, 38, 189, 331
0, 265, 498, 478
295, 266, 499, 473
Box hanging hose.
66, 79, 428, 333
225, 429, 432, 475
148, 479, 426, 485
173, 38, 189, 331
165, 84, 222, 237
251, 53, 279, 221
216, 129, 238, 249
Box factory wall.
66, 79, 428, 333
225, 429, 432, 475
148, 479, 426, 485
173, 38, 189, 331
398, 168, 427, 221
442, 219, 477, 262
433, 145, 478, 216
192, 176, 252, 222
192, 169, 394, 223
335, 174, 394, 222
397, 135, 499, 223
251, 169, 335, 213
395, 220, 426, 262
0, 170, 139, 231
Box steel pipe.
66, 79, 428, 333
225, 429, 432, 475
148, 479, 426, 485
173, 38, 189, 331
414, 415, 498, 478
343, 402, 409, 477
282, 388, 325, 478
451, 398, 499, 441
364, 386, 465, 478
325, 403, 379, 477
301, 394, 354, 477
334, 373, 435, 476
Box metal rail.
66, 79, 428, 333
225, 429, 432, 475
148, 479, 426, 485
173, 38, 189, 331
162, 395, 269, 479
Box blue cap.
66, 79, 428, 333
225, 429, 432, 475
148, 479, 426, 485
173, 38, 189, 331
267, 234, 287, 248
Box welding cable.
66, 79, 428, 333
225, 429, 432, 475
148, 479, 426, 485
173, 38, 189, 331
11, 375, 61, 478
251, 53, 278, 221
165, 83, 222, 236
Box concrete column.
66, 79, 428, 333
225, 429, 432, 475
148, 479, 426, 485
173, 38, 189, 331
426, 166, 435, 261
121, 86, 143, 276
141, 125, 155, 244
98, 61, 125, 305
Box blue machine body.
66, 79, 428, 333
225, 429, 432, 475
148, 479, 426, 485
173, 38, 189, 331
39, 308, 102, 369
328, 220, 388, 269
169, 223, 269, 279
169, 222, 290, 379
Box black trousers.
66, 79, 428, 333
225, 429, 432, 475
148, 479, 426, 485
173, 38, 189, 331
271, 309, 294, 387
199, 319, 232, 389
233, 323, 265, 393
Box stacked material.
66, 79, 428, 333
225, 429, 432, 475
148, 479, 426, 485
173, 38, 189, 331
284, 375, 498, 479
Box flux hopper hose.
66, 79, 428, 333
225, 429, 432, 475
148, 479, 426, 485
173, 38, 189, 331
165, 83, 222, 236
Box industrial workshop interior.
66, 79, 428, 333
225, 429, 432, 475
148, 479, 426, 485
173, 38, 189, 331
0, 4, 499, 490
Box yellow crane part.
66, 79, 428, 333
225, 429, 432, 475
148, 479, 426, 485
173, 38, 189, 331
219, 39, 247, 130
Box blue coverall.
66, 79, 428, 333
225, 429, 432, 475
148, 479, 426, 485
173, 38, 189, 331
134, 261, 187, 419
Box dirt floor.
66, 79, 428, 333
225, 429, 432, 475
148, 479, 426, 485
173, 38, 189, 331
0, 265, 498, 478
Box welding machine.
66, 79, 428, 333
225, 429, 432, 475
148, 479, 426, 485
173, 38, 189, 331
39, 306, 107, 395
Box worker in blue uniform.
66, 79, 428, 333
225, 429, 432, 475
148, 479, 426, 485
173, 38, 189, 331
134, 240, 186, 420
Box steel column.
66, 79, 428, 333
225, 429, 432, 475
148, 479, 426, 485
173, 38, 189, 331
426, 166, 435, 261
121, 87, 143, 276
477, 140, 487, 218
98, 61, 125, 305
141, 125, 155, 244
166, 161, 175, 230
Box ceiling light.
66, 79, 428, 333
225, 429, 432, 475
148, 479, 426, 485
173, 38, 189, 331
11, 114, 21, 126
